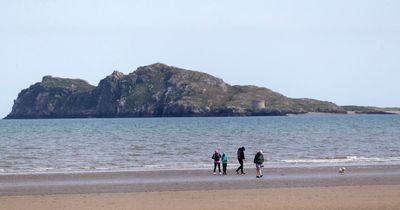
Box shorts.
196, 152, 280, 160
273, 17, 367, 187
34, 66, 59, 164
255, 163, 263, 169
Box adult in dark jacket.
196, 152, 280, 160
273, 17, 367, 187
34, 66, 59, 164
235, 147, 246, 175
212, 150, 222, 175
254, 150, 265, 178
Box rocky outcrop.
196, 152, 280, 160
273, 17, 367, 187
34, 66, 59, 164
5, 63, 346, 119
7, 76, 96, 118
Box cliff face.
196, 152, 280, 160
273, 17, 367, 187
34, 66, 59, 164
8, 76, 96, 118
5, 63, 345, 119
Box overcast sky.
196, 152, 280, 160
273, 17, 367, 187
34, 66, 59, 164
1, 0, 399, 118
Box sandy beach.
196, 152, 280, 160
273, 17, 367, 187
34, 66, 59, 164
1, 165, 400, 210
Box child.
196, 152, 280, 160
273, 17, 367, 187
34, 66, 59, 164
222, 152, 228, 175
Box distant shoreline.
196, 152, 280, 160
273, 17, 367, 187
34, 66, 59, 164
4, 111, 399, 119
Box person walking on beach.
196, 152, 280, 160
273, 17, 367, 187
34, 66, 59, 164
236, 147, 246, 175
212, 150, 222, 175
254, 150, 265, 178
221, 152, 228, 175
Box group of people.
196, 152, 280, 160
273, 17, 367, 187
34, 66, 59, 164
212, 147, 265, 178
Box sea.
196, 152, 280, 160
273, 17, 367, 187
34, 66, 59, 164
0, 114, 399, 174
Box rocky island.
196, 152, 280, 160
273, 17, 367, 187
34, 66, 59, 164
5, 63, 349, 119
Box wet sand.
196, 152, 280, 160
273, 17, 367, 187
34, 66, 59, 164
1, 165, 400, 209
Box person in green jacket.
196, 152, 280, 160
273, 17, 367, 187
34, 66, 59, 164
221, 152, 228, 175
254, 150, 264, 178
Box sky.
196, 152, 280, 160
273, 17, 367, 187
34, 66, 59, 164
1, 0, 399, 118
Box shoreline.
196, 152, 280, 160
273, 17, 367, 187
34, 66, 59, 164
3, 156, 400, 175
1, 164, 400, 196
1, 161, 400, 175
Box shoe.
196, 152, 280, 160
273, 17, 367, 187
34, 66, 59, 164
241, 172, 246, 175
213, 172, 216, 175
219, 172, 222, 175
260, 175, 263, 178
236, 171, 239, 175
256, 176, 260, 178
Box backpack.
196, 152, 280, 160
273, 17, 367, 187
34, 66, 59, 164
213, 152, 220, 161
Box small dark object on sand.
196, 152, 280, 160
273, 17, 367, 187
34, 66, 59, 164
339, 167, 346, 174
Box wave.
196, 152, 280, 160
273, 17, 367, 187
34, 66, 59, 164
281, 156, 400, 164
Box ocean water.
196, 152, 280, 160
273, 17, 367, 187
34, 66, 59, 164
0, 115, 399, 173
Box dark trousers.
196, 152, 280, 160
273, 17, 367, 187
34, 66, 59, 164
236, 159, 244, 173
214, 163, 221, 173
222, 163, 227, 174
